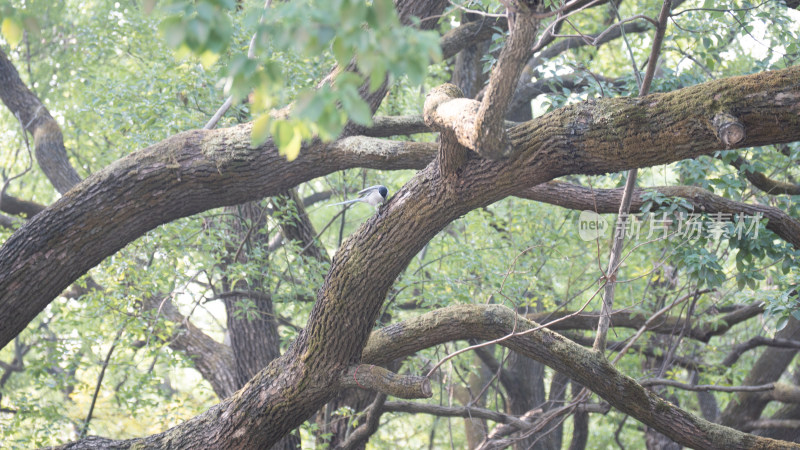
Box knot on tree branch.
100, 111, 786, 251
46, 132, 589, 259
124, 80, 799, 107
712, 112, 746, 148
423, 83, 512, 162
340, 364, 432, 399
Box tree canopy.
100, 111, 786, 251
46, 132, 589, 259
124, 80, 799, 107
0, 0, 799, 448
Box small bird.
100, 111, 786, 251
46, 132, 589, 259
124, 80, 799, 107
329, 185, 388, 208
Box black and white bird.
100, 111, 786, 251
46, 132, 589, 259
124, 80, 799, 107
330, 185, 388, 208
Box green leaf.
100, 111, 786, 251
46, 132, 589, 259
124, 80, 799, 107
251, 113, 271, 147
2, 17, 23, 49
186, 18, 211, 48
283, 126, 302, 161
373, 0, 396, 25
341, 86, 372, 125
274, 120, 294, 151
332, 37, 352, 67
776, 316, 789, 332
369, 64, 387, 93
160, 17, 186, 48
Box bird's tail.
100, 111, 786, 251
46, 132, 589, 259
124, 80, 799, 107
328, 198, 362, 207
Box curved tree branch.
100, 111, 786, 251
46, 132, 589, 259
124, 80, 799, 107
730, 156, 800, 196
142, 295, 238, 398
0, 47, 81, 194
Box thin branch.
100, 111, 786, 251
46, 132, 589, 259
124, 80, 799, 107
639, 0, 672, 96
204, 0, 271, 130
639, 378, 775, 393
722, 337, 800, 367
611, 289, 712, 364
79, 323, 126, 439
592, 14, 659, 43
383, 400, 532, 429
338, 393, 387, 450
593, 0, 671, 354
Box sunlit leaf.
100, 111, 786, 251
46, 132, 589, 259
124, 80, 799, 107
1, 17, 23, 49
199, 50, 220, 68
283, 126, 302, 161
251, 113, 271, 147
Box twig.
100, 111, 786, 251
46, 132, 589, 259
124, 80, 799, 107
79, 323, 126, 438
611, 288, 711, 364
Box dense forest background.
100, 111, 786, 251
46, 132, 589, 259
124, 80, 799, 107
0, 0, 799, 448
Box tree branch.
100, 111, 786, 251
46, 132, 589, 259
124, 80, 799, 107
337, 393, 387, 449
639, 378, 775, 393
338, 365, 432, 399
723, 336, 800, 367
742, 419, 800, 432
0, 47, 81, 193
142, 295, 238, 398
383, 400, 532, 429
730, 156, 800, 196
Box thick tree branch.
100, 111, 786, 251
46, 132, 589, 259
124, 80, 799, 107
363, 304, 763, 366
363, 115, 432, 137
471, 11, 541, 159
338, 365, 432, 399
0, 48, 81, 193
0, 192, 45, 218
759, 383, 800, 405
742, 420, 800, 432
721, 317, 800, 430
0, 213, 18, 229
440, 17, 506, 60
